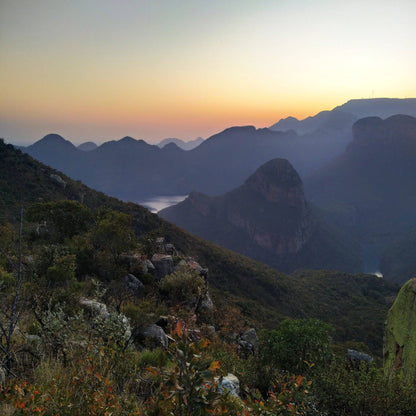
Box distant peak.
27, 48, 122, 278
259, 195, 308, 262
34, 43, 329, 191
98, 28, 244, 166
78, 141, 97, 151
163, 142, 182, 151
246, 158, 302, 187
31, 133, 76, 149
221, 125, 256, 134
282, 116, 299, 122
40, 133, 67, 142
244, 158, 304, 205
119, 136, 137, 143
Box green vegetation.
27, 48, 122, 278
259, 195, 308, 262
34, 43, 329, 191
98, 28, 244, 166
1, 138, 412, 414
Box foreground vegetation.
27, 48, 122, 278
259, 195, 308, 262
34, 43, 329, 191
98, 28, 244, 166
1, 139, 411, 414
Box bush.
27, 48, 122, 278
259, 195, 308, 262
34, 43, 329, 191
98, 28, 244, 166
260, 318, 333, 376
159, 268, 206, 305
313, 358, 416, 415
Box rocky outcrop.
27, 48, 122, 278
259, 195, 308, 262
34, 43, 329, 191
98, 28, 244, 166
50, 173, 67, 188
347, 349, 373, 365
216, 373, 240, 397
142, 324, 169, 348
124, 273, 144, 296
151, 254, 174, 279
142, 259, 155, 274
384, 278, 416, 381
238, 328, 258, 355
80, 297, 109, 318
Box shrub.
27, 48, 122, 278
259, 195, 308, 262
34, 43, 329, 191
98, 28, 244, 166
159, 268, 206, 305
260, 318, 333, 376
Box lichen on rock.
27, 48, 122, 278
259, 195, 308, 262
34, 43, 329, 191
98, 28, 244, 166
384, 278, 416, 381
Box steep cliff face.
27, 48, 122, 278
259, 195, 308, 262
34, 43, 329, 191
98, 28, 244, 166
384, 278, 416, 381
306, 114, 416, 274
229, 159, 313, 256
160, 158, 361, 272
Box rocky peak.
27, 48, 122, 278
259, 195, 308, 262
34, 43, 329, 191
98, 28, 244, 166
243, 158, 305, 207
351, 115, 416, 148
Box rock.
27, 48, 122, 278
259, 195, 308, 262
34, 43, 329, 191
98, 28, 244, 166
151, 254, 174, 279
187, 258, 209, 280
347, 349, 373, 364
50, 173, 67, 188
239, 328, 258, 355
143, 259, 155, 274
79, 297, 109, 318
216, 373, 240, 397
200, 291, 214, 311
143, 324, 169, 348
124, 273, 144, 296
165, 243, 177, 256
384, 278, 416, 381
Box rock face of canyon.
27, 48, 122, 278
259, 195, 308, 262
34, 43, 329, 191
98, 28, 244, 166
160, 158, 361, 273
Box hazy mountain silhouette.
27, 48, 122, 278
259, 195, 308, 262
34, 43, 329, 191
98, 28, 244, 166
305, 114, 416, 272
23, 99, 416, 201
157, 137, 204, 150
78, 141, 98, 151
271, 98, 416, 134
160, 158, 361, 273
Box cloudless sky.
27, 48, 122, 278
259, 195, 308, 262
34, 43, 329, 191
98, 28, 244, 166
1, 0, 415, 145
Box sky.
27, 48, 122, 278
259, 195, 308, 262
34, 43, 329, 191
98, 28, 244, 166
1, 0, 415, 146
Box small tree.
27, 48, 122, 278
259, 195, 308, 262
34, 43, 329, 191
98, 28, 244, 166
260, 318, 333, 376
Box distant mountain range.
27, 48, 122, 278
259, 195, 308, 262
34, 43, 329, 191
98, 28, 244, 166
22, 98, 416, 202
271, 98, 416, 134
157, 137, 204, 150
159, 158, 361, 273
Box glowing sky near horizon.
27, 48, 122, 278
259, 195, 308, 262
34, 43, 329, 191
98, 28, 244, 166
1, 0, 415, 145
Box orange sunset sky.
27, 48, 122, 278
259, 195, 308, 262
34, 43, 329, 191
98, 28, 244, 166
1, 0, 415, 145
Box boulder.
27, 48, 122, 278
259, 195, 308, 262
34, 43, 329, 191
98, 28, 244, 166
384, 278, 416, 381
124, 273, 144, 296
187, 258, 209, 280
165, 243, 177, 256
239, 328, 258, 355
50, 173, 67, 188
79, 297, 109, 318
216, 373, 240, 397
143, 324, 169, 348
200, 291, 214, 311
347, 349, 373, 364
143, 259, 155, 274
151, 254, 174, 279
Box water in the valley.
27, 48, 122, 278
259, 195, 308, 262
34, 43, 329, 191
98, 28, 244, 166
138, 195, 188, 213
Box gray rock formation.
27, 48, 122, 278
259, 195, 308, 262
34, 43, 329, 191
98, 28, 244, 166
347, 349, 373, 364
216, 373, 240, 397
151, 254, 174, 279
239, 328, 258, 355
79, 297, 109, 318
142, 259, 155, 274
143, 324, 169, 348
50, 173, 67, 188
124, 273, 144, 296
